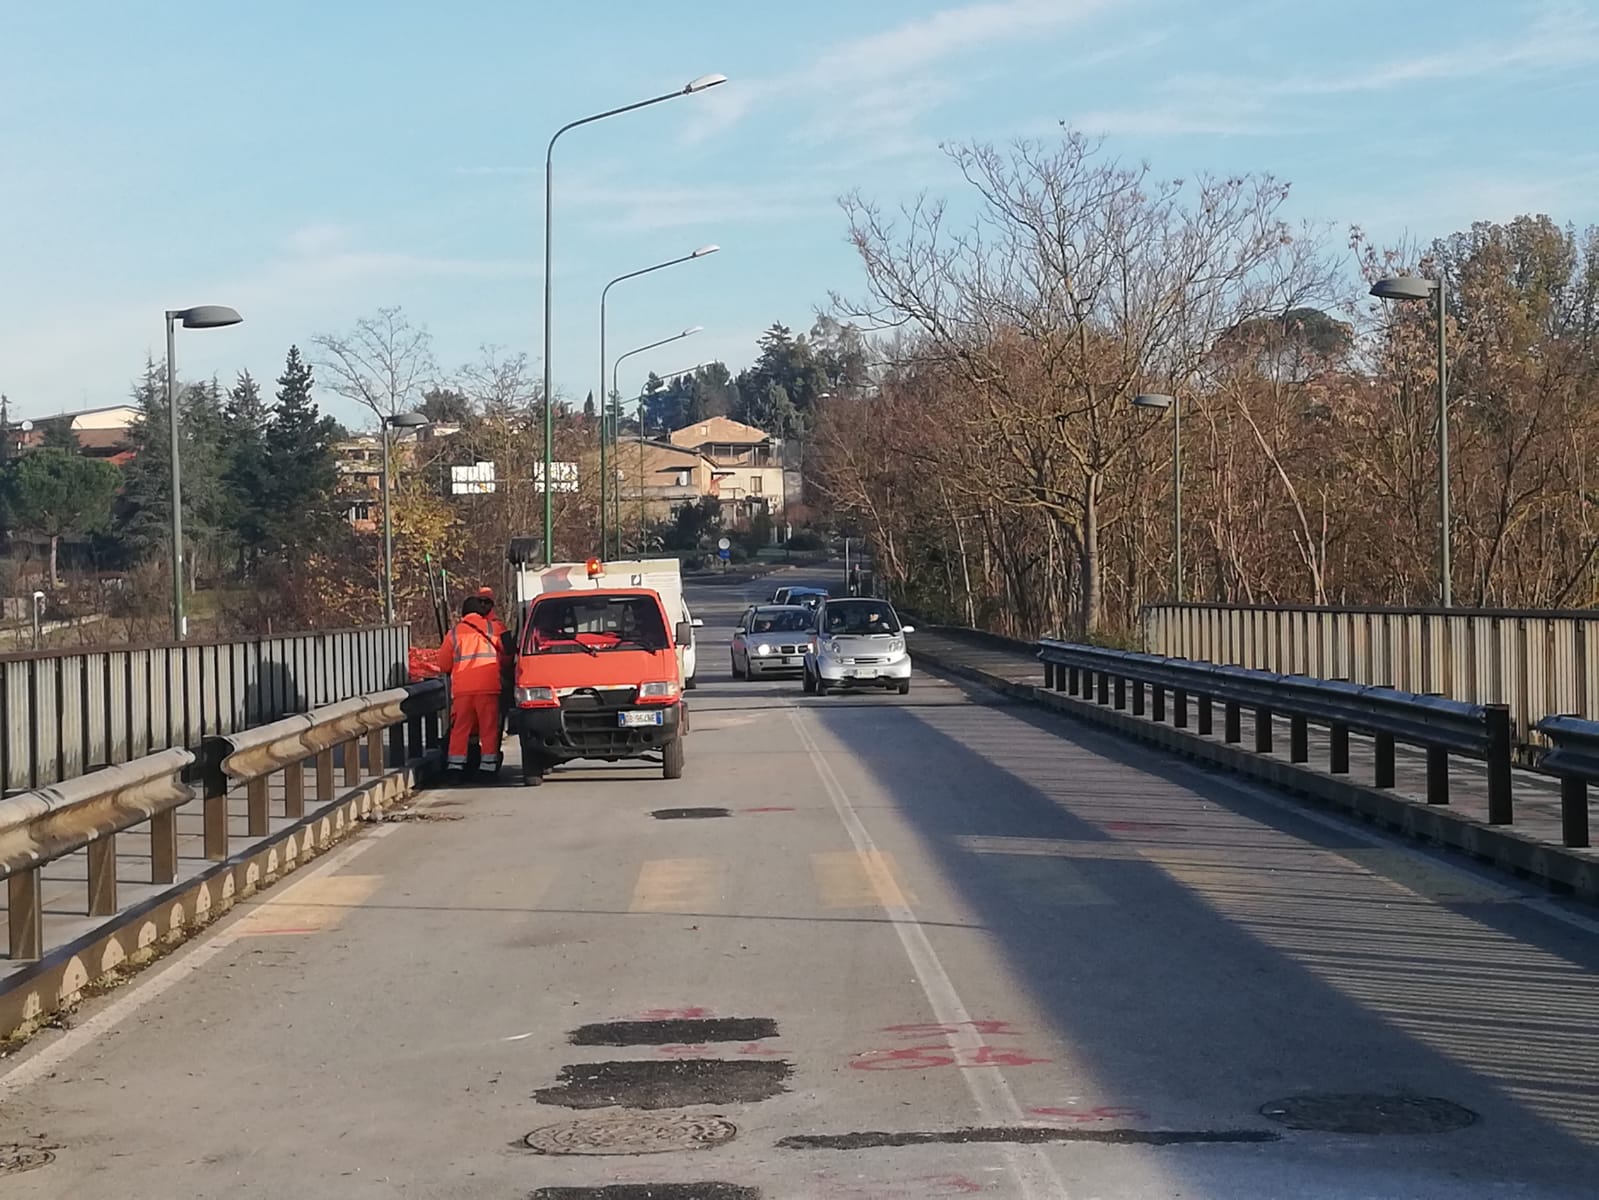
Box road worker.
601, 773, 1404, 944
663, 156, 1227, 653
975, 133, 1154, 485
477, 586, 508, 640
438, 594, 508, 775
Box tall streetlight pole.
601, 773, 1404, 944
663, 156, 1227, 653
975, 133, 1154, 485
163, 304, 242, 641
380, 411, 431, 623
600, 245, 719, 556
1371, 272, 1451, 607
541, 73, 727, 567
612, 329, 703, 555
1132, 393, 1181, 602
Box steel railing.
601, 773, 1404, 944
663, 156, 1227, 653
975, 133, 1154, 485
1037, 640, 1516, 824
2, 679, 445, 961
1532, 716, 1599, 849
0, 625, 410, 793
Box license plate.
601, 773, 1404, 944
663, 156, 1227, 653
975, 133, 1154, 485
847, 668, 876, 678
619, 710, 665, 728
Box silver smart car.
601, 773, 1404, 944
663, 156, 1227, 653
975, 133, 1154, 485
803, 597, 914, 695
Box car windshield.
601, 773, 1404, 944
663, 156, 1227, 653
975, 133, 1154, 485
823, 600, 901, 635
749, 608, 812, 634
521, 595, 668, 654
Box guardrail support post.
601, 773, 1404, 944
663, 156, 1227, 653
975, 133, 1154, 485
1425, 747, 1449, 805
1255, 707, 1273, 753
366, 729, 385, 777
9, 870, 43, 960
1330, 724, 1350, 775
1485, 705, 1513, 825
87, 835, 117, 916
317, 748, 335, 801
285, 761, 305, 818
1052, 665, 1066, 693
151, 808, 178, 883
1152, 687, 1166, 723
1224, 701, 1241, 743
1560, 778, 1589, 848
342, 739, 360, 787
1174, 690, 1189, 729
1113, 676, 1126, 710
1067, 666, 1080, 696
1131, 680, 1145, 716
247, 776, 270, 837
1096, 671, 1109, 705
407, 712, 424, 760
1290, 715, 1308, 763
425, 709, 441, 750
204, 776, 229, 861
1374, 733, 1396, 788
388, 721, 405, 769
1197, 694, 1212, 735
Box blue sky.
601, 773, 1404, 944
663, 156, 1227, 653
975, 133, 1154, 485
3, 0, 1597, 426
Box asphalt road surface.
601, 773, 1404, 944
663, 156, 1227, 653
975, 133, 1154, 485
2, 569, 1597, 1199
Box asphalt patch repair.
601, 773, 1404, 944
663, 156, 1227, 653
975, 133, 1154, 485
532, 1187, 759, 1199
652, 808, 731, 820
570, 1018, 779, 1046
535, 1060, 793, 1110
776, 1127, 1281, 1150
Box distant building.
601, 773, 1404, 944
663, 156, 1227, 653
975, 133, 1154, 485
667, 416, 786, 525
8, 403, 140, 464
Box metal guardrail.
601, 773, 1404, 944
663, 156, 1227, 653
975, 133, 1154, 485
1141, 601, 1599, 758
0, 624, 409, 794
1037, 640, 1515, 823
1532, 716, 1597, 849
1, 679, 445, 962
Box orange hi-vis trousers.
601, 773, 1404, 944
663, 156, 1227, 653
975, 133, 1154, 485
448, 692, 502, 768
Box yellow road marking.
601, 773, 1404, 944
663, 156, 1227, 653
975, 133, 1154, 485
232, 874, 383, 937
630, 859, 720, 912
813, 850, 916, 908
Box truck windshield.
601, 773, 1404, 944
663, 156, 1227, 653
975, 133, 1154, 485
522, 595, 669, 654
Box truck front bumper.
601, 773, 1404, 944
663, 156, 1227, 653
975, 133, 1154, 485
512, 701, 684, 762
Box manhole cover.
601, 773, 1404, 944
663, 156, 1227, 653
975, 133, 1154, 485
0, 1144, 55, 1175
524, 1113, 738, 1156
652, 808, 730, 820
1260, 1094, 1477, 1135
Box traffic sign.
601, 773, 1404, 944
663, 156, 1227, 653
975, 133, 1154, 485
717, 537, 731, 550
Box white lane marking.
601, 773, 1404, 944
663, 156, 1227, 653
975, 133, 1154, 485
503, 1031, 537, 1042
789, 706, 1070, 1200
0, 822, 403, 1100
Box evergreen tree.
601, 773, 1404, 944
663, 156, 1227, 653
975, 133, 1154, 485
223, 370, 272, 572
262, 345, 340, 550
4, 449, 120, 587
115, 357, 177, 561
583, 391, 596, 420
182, 377, 232, 585
39, 419, 80, 452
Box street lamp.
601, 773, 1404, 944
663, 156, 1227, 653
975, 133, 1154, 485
379, 411, 431, 624
612, 329, 703, 555
1132, 393, 1182, 602
164, 304, 242, 641
1371, 272, 1451, 607
542, 73, 728, 566
600, 245, 719, 555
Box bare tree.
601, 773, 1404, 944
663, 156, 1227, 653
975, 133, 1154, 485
312, 307, 437, 422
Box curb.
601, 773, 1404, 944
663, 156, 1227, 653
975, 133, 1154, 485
915, 647, 1599, 906
0, 755, 438, 1044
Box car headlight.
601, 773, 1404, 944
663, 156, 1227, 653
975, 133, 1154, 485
828, 640, 844, 656
638, 680, 680, 700
515, 685, 555, 706
756, 643, 772, 656
889, 637, 905, 654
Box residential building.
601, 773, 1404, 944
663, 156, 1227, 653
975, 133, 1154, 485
615, 437, 721, 525
8, 403, 140, 464
667, 416, 786, 525
335, 424, 458, 531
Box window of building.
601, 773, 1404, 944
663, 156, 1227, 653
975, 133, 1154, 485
750, 475, 763, 494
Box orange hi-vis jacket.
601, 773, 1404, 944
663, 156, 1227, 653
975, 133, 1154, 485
437, 614, 506, 695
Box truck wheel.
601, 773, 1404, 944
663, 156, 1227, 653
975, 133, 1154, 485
685, 672, 698, 691
663, 736, 686, 780
802, 667, 816, 695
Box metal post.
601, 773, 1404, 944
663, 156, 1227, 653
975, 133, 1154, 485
1255, 707, 1273, 753
1289, 714, 1308, 762
248, 776, 270, 836
1132, 679, 1145, 716
1485, 705, 1513, 825
1330, 724, 1350, 774
317, 748, 335, 801
1425, 746, 1449, 805
367, 728, 385, 777
1437, 279, 1451, 608
165, 314, 186, 640
285, 760, 305, 818
381, 419, 395, 623
1173, 395, 1182, 603
1224, 701, 1240, 743
1096, 670, 1109, 705
1197, 694, 1212, 735
87, 836, 117, 916
151, 808, 178, 883
9, 871, 42, 960
1374, 732, 1396, 788
1560, 778, 1589, 848
1113, 675, 1126, 710
1152, 686, 1166, 723
542, 137, 556, 567
1174, 689, 1188, 729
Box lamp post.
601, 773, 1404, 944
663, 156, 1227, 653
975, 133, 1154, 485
1132, 393, 1182, 602
379, 411, 431, 624
164, 304, 243, 641
1371, 272, 1451, 607
541, 73, 727, 567
611, 330, 703, 555
600, 245, 719, 556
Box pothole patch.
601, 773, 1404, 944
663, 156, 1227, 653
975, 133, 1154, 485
533, 1188, 758, 1199
0, 1144, 55, 1175
570, 1018, 779, 1047
1259, 1094, 1477, 1135
361, 809, 464, 823
523, 1112, 739, 1156
535, 1059, 792, 1110
652, 808, 731, 820
777, 1126, 1278, 1150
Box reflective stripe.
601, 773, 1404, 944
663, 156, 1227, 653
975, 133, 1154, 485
446, 755, 469, 766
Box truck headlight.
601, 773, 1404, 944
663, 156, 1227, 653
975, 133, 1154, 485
638, 680, 680, 701
515, 685, 556, 707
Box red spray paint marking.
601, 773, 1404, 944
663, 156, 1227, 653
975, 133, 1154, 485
1030, 1105, 1150, 1124
850, 1044, 1051, 1071
881, 1019, 1019, 1039
634, 1006, 712, 1021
